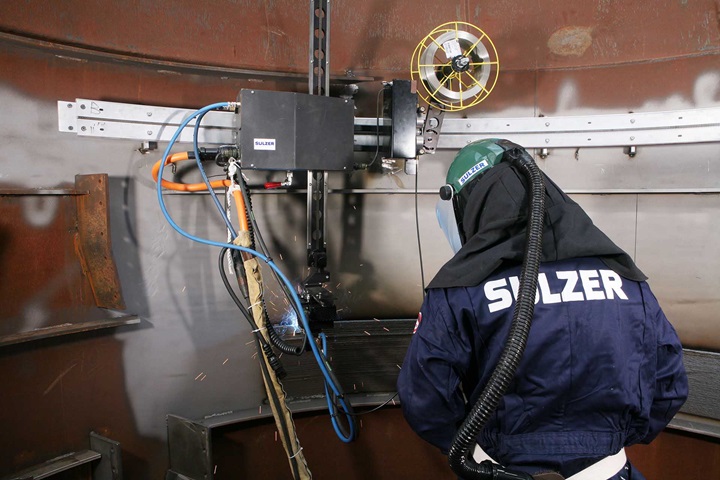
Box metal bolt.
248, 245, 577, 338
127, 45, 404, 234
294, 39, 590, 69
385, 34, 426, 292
147, 111, 152, 117
67, 103, 73, 108
147, 131, 153, 135
545, 138, 549, 143
630, 136, 635, 141
80, 104, 86, 110
81, 126, 87, 131
68, 126, 74, 131
466, 123, 471, 128
630, 119, 635, 123
545, 122, 550, 127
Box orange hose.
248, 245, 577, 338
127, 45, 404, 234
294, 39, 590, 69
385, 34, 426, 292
232, 188, 249, 232
151, 152, 231, 191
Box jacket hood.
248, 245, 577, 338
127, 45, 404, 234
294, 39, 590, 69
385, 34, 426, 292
427, 162, 646, 289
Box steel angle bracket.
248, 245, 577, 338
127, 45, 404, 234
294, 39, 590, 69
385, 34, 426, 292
166, 414, 212, 480
2, 432, 123, 480
90, 432, 123, 480
58, 99, 236, 145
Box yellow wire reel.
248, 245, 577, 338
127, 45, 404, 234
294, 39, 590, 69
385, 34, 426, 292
411, 21, 499, 112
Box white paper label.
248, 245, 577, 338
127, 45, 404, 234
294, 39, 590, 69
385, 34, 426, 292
442, 39, 463, 60
253, 138, 276, 150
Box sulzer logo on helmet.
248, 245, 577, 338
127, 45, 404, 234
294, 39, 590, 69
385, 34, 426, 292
458, 160, 489, 185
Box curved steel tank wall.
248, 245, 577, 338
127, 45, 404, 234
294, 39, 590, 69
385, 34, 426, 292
0, 1, 719, 478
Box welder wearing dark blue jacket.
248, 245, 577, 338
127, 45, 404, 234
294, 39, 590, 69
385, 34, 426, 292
397, 139, 688, 480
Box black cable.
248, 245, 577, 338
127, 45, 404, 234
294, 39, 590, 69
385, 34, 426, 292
239, 173, 306, 354
219, 246, 300, 476
339, 392, 399, 417
218, 247, 264, 335
236, 170, 308, 354
415, 163, 426, 295
218, 245, 304, 474
368, 87, 384, 168
218, 247, 286, 378
254, 335, 303, 480
355, 87, 385, 170
231, 178, 300, 358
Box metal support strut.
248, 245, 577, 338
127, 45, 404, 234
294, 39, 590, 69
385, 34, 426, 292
302, 0, 337, 332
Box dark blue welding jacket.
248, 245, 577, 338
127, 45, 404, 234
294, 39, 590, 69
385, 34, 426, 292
397, 257, 688, 478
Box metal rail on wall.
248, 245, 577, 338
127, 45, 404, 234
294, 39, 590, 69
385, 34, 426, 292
58, 98, 720, 151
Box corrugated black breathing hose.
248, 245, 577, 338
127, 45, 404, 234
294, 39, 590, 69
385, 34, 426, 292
448, 147, 545, 480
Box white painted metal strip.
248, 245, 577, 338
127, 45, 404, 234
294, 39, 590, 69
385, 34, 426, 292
75, 118, 234, 144
58, 98, 720, 149
442, 107, 720, 133
74, 98, 235, 127
438, 125, 720, 149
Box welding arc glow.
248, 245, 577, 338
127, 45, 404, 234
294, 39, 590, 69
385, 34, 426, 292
277, 309, 302, 335
155, 102, 347, 406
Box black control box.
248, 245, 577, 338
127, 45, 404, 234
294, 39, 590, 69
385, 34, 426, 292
238, 89, 355, 171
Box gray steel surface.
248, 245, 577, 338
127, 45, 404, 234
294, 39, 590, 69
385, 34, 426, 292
3, 0, 720, 477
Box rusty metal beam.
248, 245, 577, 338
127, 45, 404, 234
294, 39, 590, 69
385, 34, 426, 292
0, 316, 140, 348
74, 174, 125, 310
0, 31, 373, 84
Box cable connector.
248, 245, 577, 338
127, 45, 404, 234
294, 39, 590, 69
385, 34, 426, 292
261, 342, 287, 379
224, 101, 241, 111
215, 146, 240, 168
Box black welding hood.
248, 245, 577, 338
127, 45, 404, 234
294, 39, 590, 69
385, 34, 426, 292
428, 146, 646, 289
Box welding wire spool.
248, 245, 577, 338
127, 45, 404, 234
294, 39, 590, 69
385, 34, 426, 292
411, 21, 499, 112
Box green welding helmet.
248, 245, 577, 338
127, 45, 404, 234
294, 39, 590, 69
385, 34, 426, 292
437, 139, 506, 249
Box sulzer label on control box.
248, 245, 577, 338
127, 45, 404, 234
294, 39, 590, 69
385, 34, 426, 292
239, 89, 354, 170
253, 138, 276, 150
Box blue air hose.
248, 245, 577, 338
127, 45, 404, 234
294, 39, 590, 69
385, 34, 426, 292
155, 102, 345, 403
191, 110, 237, 238
319, 332, 357, 443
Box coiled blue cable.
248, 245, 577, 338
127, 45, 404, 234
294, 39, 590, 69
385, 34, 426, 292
155, 102, 346, 404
